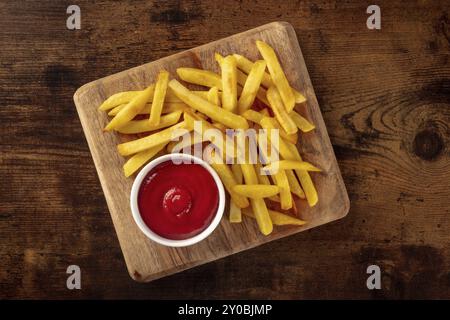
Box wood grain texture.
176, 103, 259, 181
1, 0, 449, 298
73, 22, 349, 282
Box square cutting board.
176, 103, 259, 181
73, 22, 350, 282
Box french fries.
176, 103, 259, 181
218, 55, 238, 112
256, 40, 296, 111
148, 70, 169, 126
289, 110, 315, 132
98, 40, 319, 235
262, 160, 321, 173
266, 86, 297, 135
168, 79, 249, 129
104, 85, 154, 131
238, 60, 267, 113
233, 184, 280, 198
243, 208, 306, 226
99, 90, 143, 111
233, 53, 307, 104
272, 168, 292, 210
117, 111, 182, 134
176, 67, 222, 89
123, 143, 167, 177
108, 102, 187, 116
117, 121, 192, 156
210, 161, 249, 209
229, 163, 244, 223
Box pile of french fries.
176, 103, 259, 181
98, 40, 321, 236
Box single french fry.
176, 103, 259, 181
149, 70, 169, 126
243, 208, 307, 226
116, 111, 182, 134
104, 85, 154, 131
168, 79, 249, 129
218, 54, 238, 112
283, 141, 319, 207
242, 109, 264, 124
210, 162, 249, 209
241, 164, 273, 235
117, 121, 192, 156
108, 102, 187, 116
289, 110, 315, 132
266, 86, 298, 135
231, 163, 243, 184
256, 42, 296, 111
238, 60, 267, 113
123, 143, 167, 177
176, 67, 222, 89
233, 184, 280, 198
99, 90, 144, 111
229, 163, 244, 223
285, 169, 305, 199
229, 200, 242, 223
262, 160, 321, 173
272, 169, 292, 210
260, 117, 318, 207
207, 87, 221, 106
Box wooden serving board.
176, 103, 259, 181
73, 22, 349, 282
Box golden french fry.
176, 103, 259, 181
176, 67, 222, 88
210, 162, 249, 209
149, 70, 169, 126
207, 87, 221, 106
229, 200, 242, 223
108, 102, 187, 116
229, 162, 243, 223
257, 41, 296, 111
123, 143, 167, 177
239, 162, 273, 235
266, 86, 298, 135
168, 80, 249, 129
104, 85, 154, 131
231, 163, 243, 183
260, 118, 318, 206
243, 208, 306, 226
242, 109, 264, 124
217, 54, 238, 112
283, 141, 318, 207
272, 169, 292, 210
99, 90, 144, 111
238, 60, 267, 113
289, 110, 315, 132
233, 184, 280, 198
117, 121, 192, 156
285, 169, 305, 199
116, 111, 182, 134
262, 160, 321, 173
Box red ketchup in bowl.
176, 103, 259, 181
137, 161, 219, 240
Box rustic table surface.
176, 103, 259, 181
1, 0, 449, 299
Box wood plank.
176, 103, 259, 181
73, 22, 349, 282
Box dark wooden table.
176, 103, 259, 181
1, 0, 449, 299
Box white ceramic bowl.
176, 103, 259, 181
130, 153, 225, 247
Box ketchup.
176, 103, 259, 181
137, 161, 219, 240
